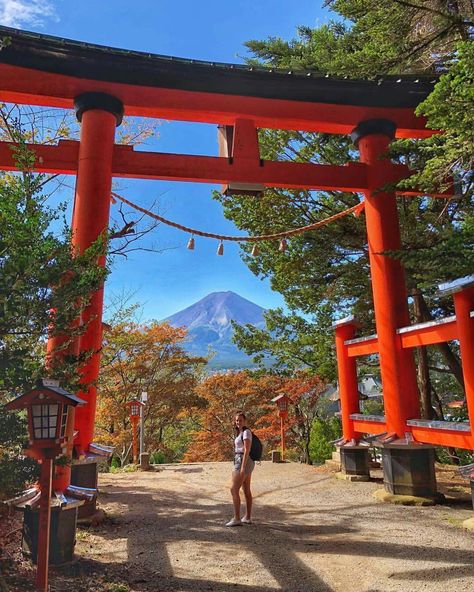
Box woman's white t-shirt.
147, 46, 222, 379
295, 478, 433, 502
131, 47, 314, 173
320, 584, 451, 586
234, 428, 252, 453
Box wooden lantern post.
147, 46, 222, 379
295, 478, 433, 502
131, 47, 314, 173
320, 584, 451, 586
126, 400, 144, 464
3, 379, 85, 592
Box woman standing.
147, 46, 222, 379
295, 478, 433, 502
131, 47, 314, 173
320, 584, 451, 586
226, 411, 254, 526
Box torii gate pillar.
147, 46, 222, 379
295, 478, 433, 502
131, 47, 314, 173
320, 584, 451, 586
72, 93, 123, 455
51, 93, 123, 493
352, 119, 420, 434
352, 120, 436, 497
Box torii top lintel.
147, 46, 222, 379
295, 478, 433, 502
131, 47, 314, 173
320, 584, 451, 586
0, 26, 436, 138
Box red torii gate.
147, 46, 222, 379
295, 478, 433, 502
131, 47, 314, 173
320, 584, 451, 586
0, 26, 472, 504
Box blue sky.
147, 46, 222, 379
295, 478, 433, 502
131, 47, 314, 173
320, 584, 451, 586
3, 0, 330, 319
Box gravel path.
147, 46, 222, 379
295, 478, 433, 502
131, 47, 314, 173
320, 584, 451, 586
74, 461, 474, 592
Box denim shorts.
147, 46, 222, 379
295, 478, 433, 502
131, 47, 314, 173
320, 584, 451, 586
233, 454, 255, 475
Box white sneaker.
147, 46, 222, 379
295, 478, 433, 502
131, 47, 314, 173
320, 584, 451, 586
225, 518, 242, 527
241, 517, 252, 524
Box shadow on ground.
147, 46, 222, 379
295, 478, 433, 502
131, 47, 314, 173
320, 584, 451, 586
59, 469, 474, 592
4, 464, 474, 592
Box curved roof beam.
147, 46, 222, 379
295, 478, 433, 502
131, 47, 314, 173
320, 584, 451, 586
0, 26, 436, 137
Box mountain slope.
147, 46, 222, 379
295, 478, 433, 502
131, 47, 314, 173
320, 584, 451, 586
165, 291, 266, 368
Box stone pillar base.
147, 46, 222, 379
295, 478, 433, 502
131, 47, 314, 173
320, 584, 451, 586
71, 459, 98, 519
22, 506, 78, 565
339, 446, 370, 477
140, 452, 150, 471
381, 444, 437, 497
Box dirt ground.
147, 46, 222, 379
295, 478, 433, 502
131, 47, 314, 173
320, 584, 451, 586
1, 461, 474, 592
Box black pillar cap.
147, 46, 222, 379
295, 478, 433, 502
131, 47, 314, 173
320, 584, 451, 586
350, 119, 396, 147
74, 92, 124, 126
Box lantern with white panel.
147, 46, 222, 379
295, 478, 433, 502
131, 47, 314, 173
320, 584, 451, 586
126, 399, 145, 464
3, 379, 85, 591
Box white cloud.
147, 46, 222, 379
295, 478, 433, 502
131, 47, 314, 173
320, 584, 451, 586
0, 0, 58, 28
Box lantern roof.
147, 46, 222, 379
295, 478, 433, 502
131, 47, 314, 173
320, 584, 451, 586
4, 379, 86, 411
125, 399, 145, 408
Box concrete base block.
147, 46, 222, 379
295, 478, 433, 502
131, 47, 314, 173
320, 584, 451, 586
22, 506, 78, 564
340, 447, 370, 478
140, 452, 150, 471
71, 459, 98, 519
271, 450, 281, 463
373, 488, 443, 506
336, 471, 370, 482
381, 445, 437, 497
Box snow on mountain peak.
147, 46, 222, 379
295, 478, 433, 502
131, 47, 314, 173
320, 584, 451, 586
164, 292, 267, 368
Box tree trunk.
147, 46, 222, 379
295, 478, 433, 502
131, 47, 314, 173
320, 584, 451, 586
413, 290, 434, 419
417, 292, 465, 390
305, 437, 312, 465
431, 384, 445, 420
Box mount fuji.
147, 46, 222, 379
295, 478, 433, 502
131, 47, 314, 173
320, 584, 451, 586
165, 291, 267, 368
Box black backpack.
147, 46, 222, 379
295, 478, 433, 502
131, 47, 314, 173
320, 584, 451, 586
241, 429, 263, 462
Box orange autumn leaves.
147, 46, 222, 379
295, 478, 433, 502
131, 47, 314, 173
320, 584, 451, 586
183, 371, 326, 462
95, 321, 205, 456
94, 317, 327, 463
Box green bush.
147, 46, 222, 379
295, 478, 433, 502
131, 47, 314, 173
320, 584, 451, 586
436, 447, 474, 466
109, 462, 139, 474
361, 398, 384, 416
110, 456, 121, 470
282, 447, 300, 462
150, 450, 167, 464
0, 409, 39, 499
308, 417, 342, 465
122, 463, 139, 472
107, 584, 129, 592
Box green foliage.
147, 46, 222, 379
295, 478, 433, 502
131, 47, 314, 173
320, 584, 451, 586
0, 143, 107, 396
362, 398, 385, 416
413, 41, 474, 195
150, 450, 167, 464
159, 419, 197, 462
110, 463, 139, 474
218, 0, 474, 428
436, 447, 474, 466
309, 417, 342, 464
0, 118, 106, 497
232, 307, 337, 380
0, 409, 39, 499
107, 584, 129, 592
248, 1, 472, 77
110, 456, 121, 470
122, 464, 139, 473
